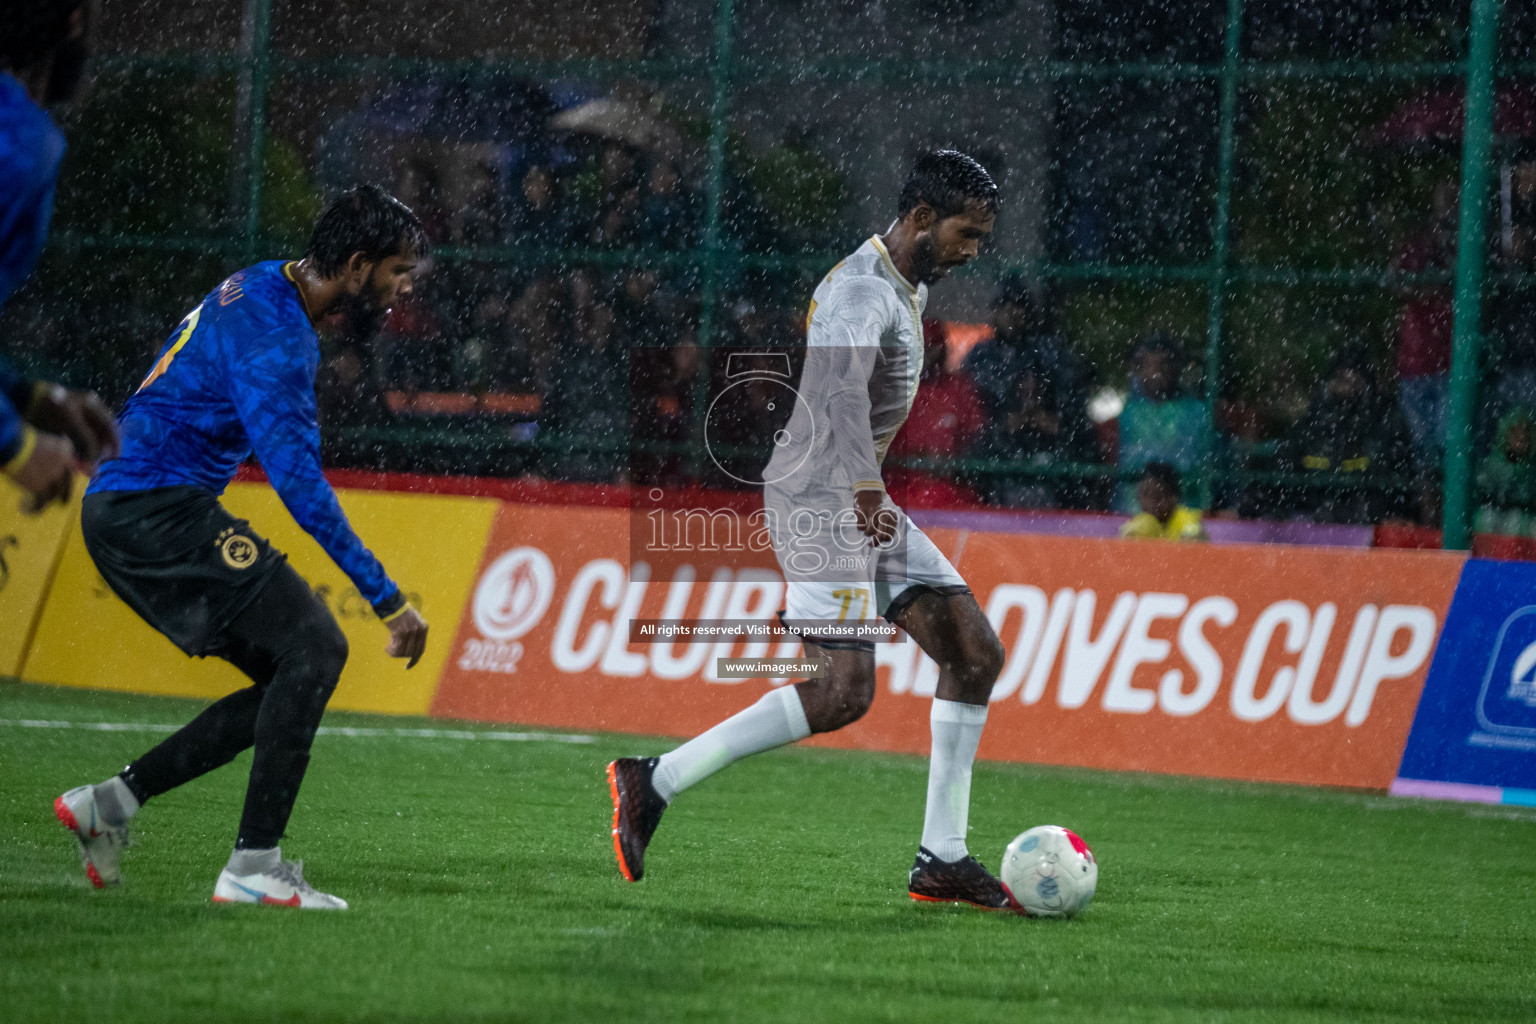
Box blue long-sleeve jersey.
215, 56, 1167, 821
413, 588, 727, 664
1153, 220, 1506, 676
89, 261, 402, 615
0, 71, 66, 466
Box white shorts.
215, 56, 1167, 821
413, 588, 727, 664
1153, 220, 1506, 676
764, 486, 968, 647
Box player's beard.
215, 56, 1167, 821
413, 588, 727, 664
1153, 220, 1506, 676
910, 232, 943, 285
338, 288, 391, 347
45, 35, 88, 106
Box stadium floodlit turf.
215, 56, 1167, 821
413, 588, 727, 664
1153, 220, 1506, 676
3, 679, 1534, 1024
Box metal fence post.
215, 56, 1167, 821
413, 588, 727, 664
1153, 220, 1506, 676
1203, 0, 1243, 508
686, 0, 736, 480
1444, 0, 1502, 550
239, 0, 273, 265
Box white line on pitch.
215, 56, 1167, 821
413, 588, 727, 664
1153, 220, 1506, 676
0, 718, 596, 744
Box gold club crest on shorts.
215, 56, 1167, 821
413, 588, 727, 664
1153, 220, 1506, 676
217, 528, 259, 570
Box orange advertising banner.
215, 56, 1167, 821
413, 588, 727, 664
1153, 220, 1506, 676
431, 503, 1466, 789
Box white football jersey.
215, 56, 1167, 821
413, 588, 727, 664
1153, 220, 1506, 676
763, 235, 926, 501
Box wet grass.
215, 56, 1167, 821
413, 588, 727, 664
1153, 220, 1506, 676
3, 678, 1535, 1023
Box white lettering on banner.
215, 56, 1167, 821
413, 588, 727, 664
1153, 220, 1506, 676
651, 566, 734, 680
1103, 593, 1188, 713
483, 549, 1441, 728
552, 559, 627, 673
1023, 589, 1075, 705
986, 585, 1049, 703
911, 646, 941, 697
879, 638, 940, 697
1287, 602, 1338, 721
879, 638, 917, 694
705, 569, 784, 682
1287, 605, 1373, 725
458, 638, 524, 674
1058, 591, 1137, 709
601, 562, 653, 677
1232, 601, 1311, 722
1346, 605, 1437, 726
1158, 595, 1237, 716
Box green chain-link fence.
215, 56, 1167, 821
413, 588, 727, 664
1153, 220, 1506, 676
26, 0, 1519, 547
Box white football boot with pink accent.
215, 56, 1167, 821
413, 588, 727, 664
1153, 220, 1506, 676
54, 785, 130, 888
213, 858, 348, 910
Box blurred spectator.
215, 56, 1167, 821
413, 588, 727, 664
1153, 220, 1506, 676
315, 340, 390, 470
457, 159, 506, 247
571, 141, 640, 219
317, 342, 388, 430
631, 329, 700, 487
887, 321, 985, 504
455, 294, 527, 392
972, 349, 1066, 509
508, 164, 576, 250
1476, 407, 1536, 537
1255, 360, 1312, 441
395, 159, 450, 245
1390, 178, 1457, 471
725, 299, 782, 352
1115, 332, 1215, 513
637, 158, 698, 251
542, 288, 628, 483
1483, 273, 1536, 451
381, 289, 449, 391
591, 187, 642, 249
599, 141, 639, 200
616, 269, 669, 350
1119, 462, 1208, 541
963, 276, 1094, 461
507, 274, 567, 392
1279, 345, 1414, 525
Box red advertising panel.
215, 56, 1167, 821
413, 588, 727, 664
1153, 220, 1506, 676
432, 503, 1465, 788
953, 533, 1463, 787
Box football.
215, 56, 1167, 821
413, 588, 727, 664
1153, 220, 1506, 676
1000, 825, 1098, 918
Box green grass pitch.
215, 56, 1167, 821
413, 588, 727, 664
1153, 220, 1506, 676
3, 678, 1535, 1023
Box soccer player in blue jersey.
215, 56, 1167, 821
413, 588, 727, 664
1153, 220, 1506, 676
1, 1, 121, 508
53, 186, 431, 909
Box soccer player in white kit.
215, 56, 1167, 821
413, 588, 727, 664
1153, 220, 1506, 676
610, 151, 1017, 911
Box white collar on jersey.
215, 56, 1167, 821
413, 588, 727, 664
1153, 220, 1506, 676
870, 232, 918, 296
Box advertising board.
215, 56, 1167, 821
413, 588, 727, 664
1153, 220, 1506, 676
434, 504, 1465, 788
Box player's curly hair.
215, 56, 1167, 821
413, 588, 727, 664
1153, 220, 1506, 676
897, 149, 1000, 220
305, 185, 430, 278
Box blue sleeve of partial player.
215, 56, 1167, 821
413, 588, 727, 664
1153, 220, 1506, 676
229, 329, 402, 614
0, 117, 61, 311
0, 352, 32, 462
0, 389, 22, 465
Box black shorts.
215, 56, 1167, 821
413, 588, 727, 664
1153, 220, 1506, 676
82, 486, 288, 657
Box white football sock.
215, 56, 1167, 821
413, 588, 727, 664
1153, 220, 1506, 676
93, 775, 140, 826
652, 686, 811, 802
226, 846, 281, 876
921, 698, 988, 863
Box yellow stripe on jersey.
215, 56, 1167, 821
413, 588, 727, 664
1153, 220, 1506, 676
137, 303, 203, 394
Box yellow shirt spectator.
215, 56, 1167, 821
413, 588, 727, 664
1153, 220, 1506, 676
1120, 506, 1209, 542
